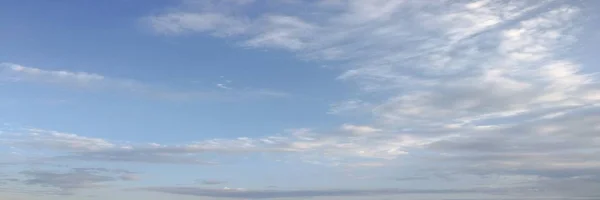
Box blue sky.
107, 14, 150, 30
1, 0, 600, 199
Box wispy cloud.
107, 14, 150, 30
216, 83, 231, 90
2, 0, 598, 199
0, 62, 288, 101
144, 0, 600, 198
1, 126, 428, 165
215, 76, 234, 90
1, 63, 105, 84
340, 124, 381, 135
147, 13, 249, 36
327, 99, 372, 115
6, 128, 116, 151
19, 168, 137, 195
146, 0, 597, 126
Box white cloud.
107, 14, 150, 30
216, 83, 231, 90
0, 62, 288, 101
3, 128, 115, 152
1, 63, 104, 85
1, 127, 425, 165
145, 0, 600, 198
340, 124, 380, 135
215, 76, 234, 90
423, 105, 600, 197
145, 1, 597, 128
145, 0, 597, 131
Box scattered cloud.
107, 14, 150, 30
216, 83, 231, 90
145, 0, 597, 128
215, 76, 234, 90
144, 0, 600, 198
1, 0, 599, 199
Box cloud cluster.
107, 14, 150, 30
2, 0, 599, 199
146, 0, 597, 125
144, 0, 600, 198
424, 106, 600, 197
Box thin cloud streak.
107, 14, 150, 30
141, 186, 490, 199
0, 62, 289, 101
18, 168, 138, 195
1, 126, 426, 165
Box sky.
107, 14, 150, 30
1, 0, 600, 199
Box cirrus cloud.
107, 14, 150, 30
143, 0, 600, 199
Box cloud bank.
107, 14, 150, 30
141, 0, 600, 198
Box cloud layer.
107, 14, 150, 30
142, 186, 489, 199
2, 126, 424, 165
142, 0, 600, 198
18, 168, 137, 195
2, 0, 600, 199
